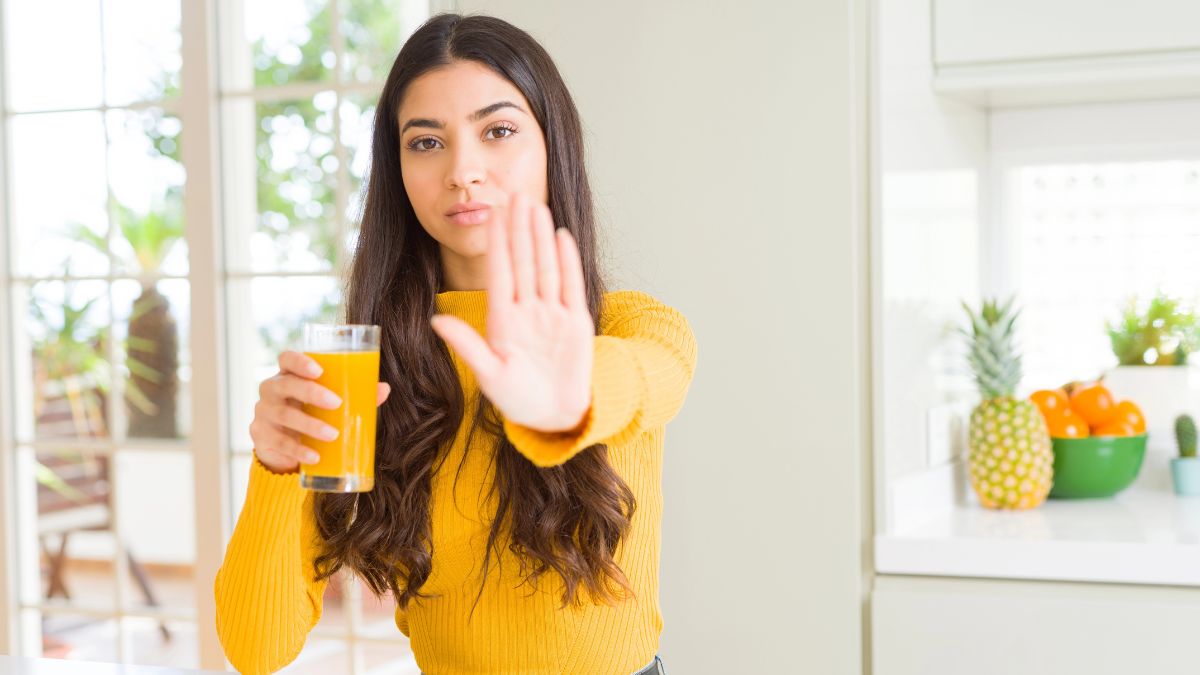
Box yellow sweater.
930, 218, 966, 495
214, 289, 698, 674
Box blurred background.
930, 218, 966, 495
3, 0, 1200, 674
0, 0, 436, 670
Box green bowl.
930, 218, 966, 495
1049, 433, 1147, 499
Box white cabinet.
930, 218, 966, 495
932, 0, 1200, 107
934, 0, 1200, 65
873, 575, 1200, 675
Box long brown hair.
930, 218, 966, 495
311, 12, 637, 618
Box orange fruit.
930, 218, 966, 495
1068, 382, 1117, 426
1030, 389, 1069, 416
1046, 409, 1090, 438
1092, 420, 1137, 437
1110, 400, 1146, 434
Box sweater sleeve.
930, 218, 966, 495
214, 456, 329, 674
502, 290, 698, 467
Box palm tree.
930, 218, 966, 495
69, 187, 183, 438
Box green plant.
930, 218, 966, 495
1177, 414, 1197, 458
1107, 293, 1200, 366
64, 186, 184, 437
29, 273, 111, 394
34, 459, 89, 503
28, 277, 112, 496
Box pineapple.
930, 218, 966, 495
962, 298, 1053, 510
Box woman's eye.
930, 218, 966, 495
407, 125, 517, 153
410, 137, 439, 152
487, 125, 516, 140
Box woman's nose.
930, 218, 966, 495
446, 145, 486, 189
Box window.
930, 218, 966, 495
1, 0, 438, 670
1003, 160, 1200, 391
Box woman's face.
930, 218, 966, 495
397, 60, 549, 290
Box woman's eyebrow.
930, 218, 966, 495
401, 101, 525, 134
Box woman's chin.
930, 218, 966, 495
439, 231, 489, 260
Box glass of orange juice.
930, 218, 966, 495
300, 323, 381, 492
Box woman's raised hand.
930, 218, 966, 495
430, 192, 595, 433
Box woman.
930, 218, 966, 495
214, 12, 696, 675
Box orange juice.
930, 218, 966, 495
300, 349, 380, 492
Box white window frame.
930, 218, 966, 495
0, 0, 458, 668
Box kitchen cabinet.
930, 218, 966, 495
873, 575, 1200, 675
932, 0, 1200, 107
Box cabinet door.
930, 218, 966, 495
873, 575, 1200, 675
934, 0, 1200, 65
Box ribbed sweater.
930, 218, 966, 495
213, 289, 698, 674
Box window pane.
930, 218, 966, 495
25, 281, 111, 442
340, 93, 377, 257
114, 450, 195, 615
359, 574, 403, 639
1013, 160, 1200, 389
278, 639, 349, 674
228, 0, 333, 90
107, 109, 189, 277
33, 612, 119, 660
226, 276, 340, 452
315, 570, 351, 634
3, 0, 103, 111
222, 96, 338, 273
102, 0, 182, 106
113, 279, 191, 440
15, 446, 117, 617
359, 641, 419, 673
124, 617, 198, 667
10, 112, 110, 278
340, 0, 426, 83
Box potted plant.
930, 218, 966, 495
68, 187, 183, 438
1102, 293, 1200, 449
1172, 414, 1200, 496
30, 274, 111, 438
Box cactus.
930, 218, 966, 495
1176, 414, 1197, 458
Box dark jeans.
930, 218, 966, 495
633, 654, 667, 675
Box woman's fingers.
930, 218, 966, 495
557, 224, 587, 310
532, 202, 561, 303
279, 350, 322, 378
510, 193, 537, 302
269, 402, 339, 441
263, 373, 342, 410
377, 381, 391, 406
487, 194, 515, 307
259, 426, 321, 465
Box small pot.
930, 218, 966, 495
1170, 456, 1200, 496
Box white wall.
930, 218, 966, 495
456, 1, 871, 672
875, 0, 989, 506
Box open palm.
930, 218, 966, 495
430, 192, 595, 433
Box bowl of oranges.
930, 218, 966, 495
1030, 380, 1148, 499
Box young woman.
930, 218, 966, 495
214, 13, 697, 675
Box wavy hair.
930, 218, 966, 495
311, 12, 637, 618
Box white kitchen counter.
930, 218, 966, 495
876, 449, 1200, 586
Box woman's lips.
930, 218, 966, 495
446, 207, 491, 226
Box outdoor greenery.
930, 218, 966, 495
32, 0, 402, 447
1107, 293, 1200, 366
